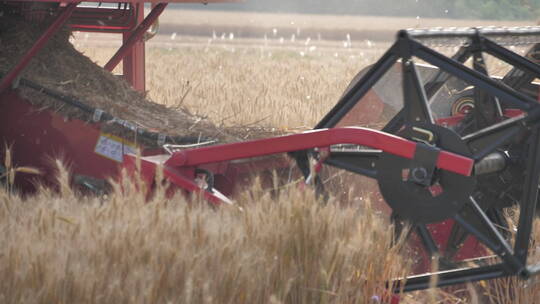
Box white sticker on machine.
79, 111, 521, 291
94, 133, 137, 163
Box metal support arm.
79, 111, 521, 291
104, 3, 168, 74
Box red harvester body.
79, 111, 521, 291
3, 0, 540, 298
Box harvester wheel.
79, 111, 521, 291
377, 124, 476, 223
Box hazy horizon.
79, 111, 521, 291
174, 0, 538, 21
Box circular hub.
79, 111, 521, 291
451, 96, 475, 116
377, 124, 476, 223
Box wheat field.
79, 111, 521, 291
3, 9, 540, 304
0, 161, 410, 303
77, 44, 373, 131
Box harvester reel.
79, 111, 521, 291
311, 27, 540, 291
377, 124, 476, 223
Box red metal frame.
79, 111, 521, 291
69, 4, 137, 33
122, 3, 144, 91
122, 154, 227, 203
121, 127, 474, 207
122, 127, 474, 212
165, 127, 474, 177
0, 2, 79, 94
104, 3, 168, 92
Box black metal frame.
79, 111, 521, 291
312, 27, 540, 292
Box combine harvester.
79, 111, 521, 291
3, 0, 540, 298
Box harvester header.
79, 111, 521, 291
3, 0, 540, 300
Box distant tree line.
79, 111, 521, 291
179, 0, 540, 20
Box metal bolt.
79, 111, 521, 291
411, 167, 428, 182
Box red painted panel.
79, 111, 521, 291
0, 90, 126, 191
